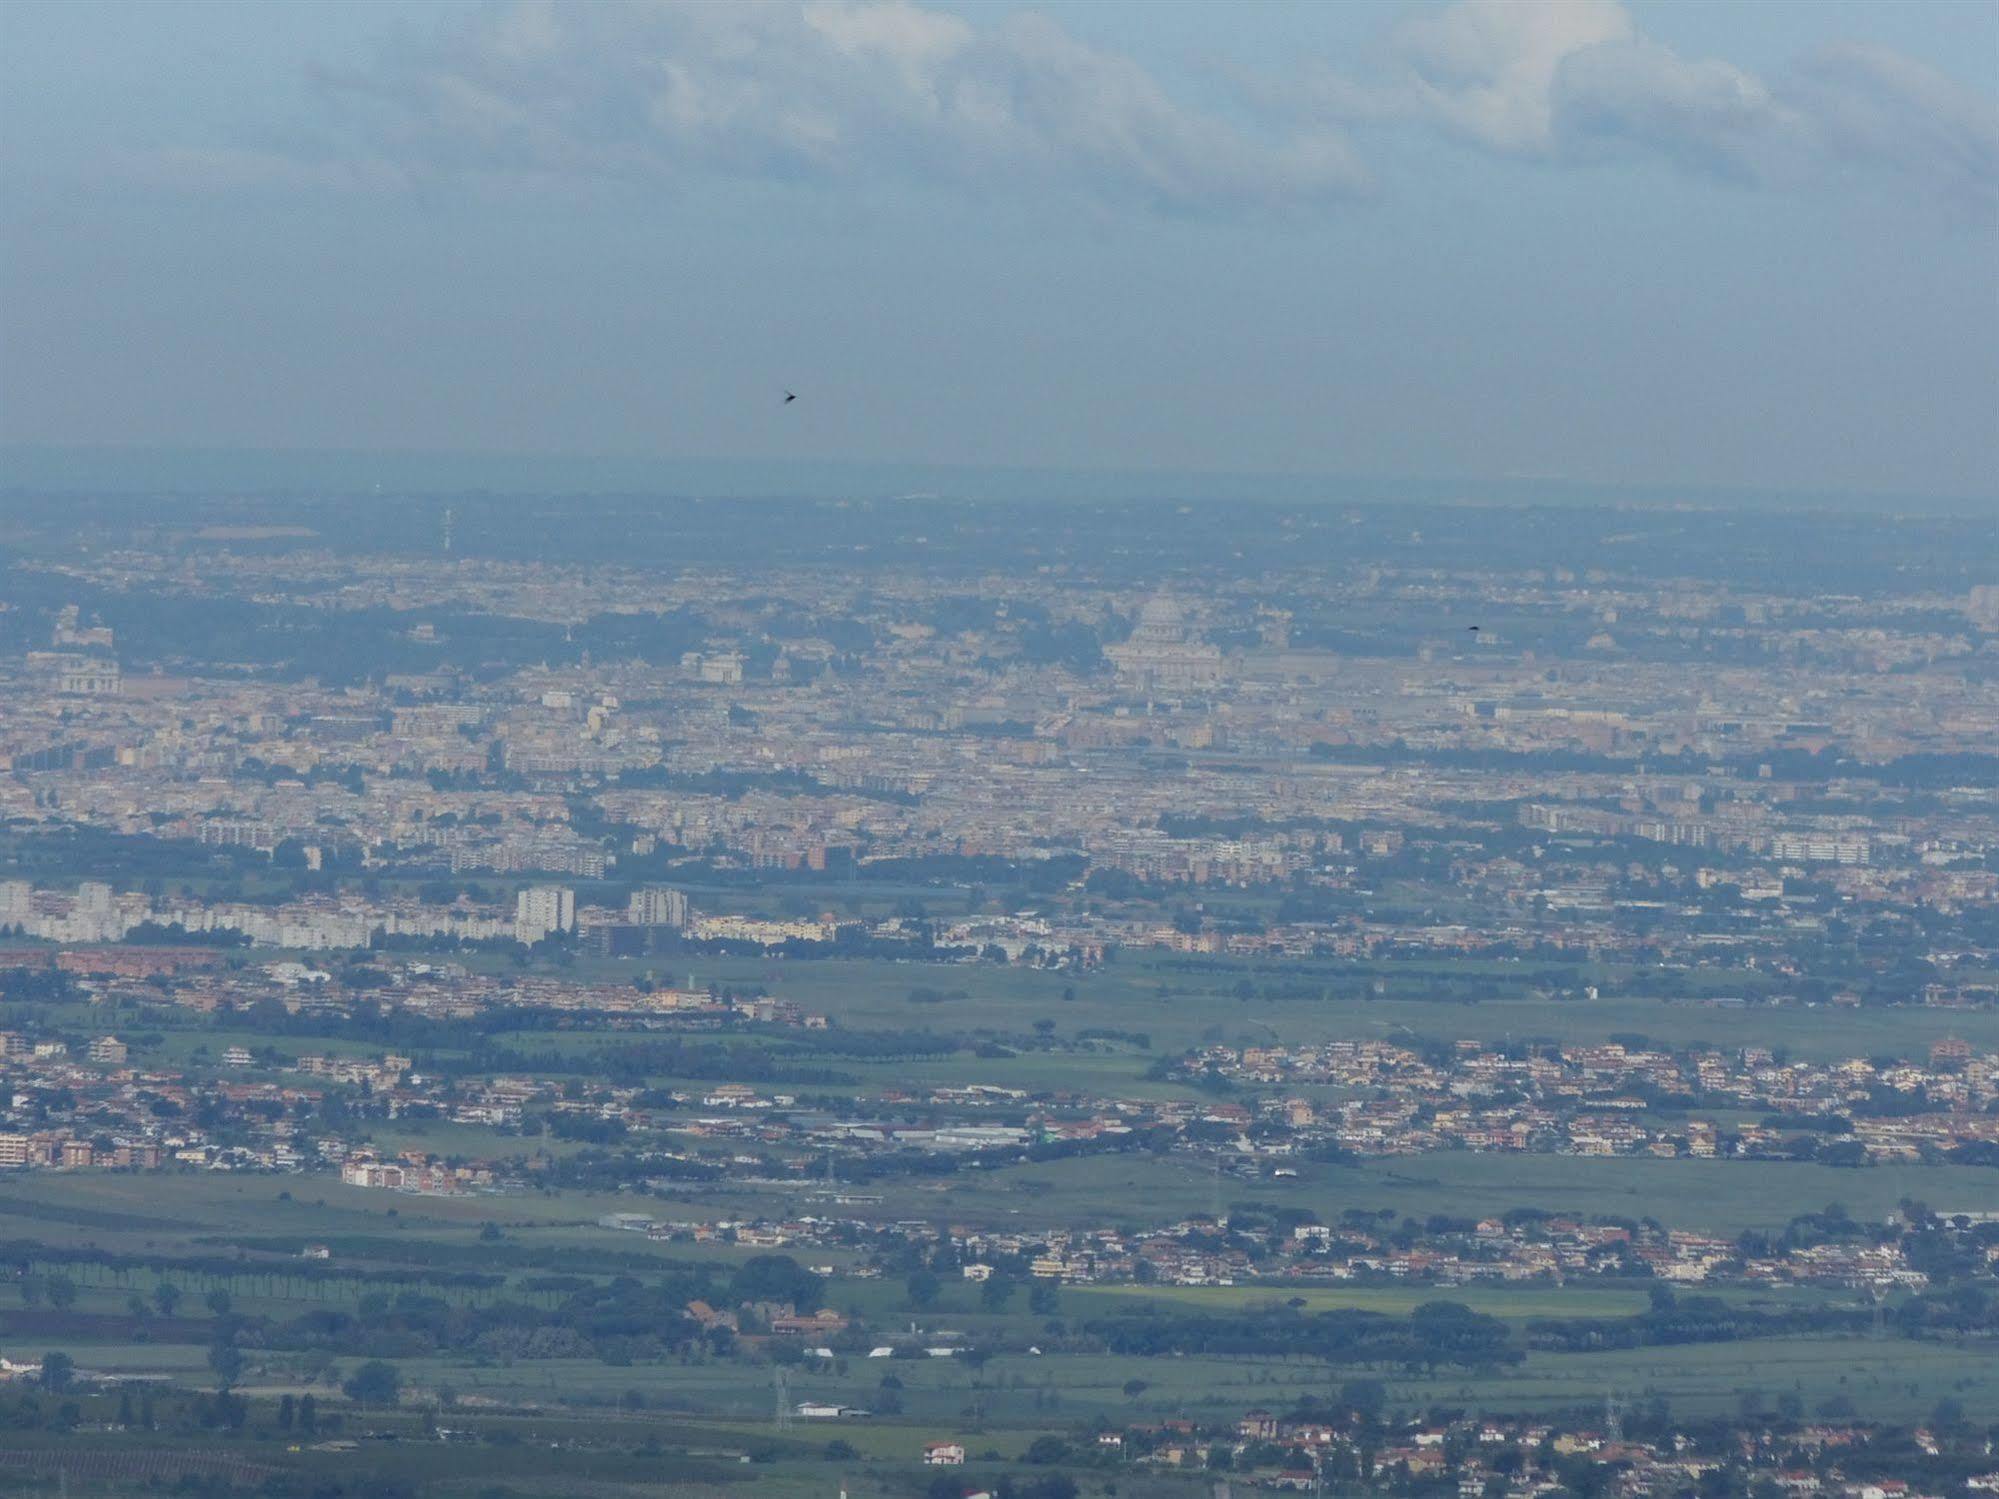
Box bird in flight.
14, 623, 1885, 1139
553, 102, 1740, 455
1466, 625, 1480, 632
783, 391, 797, 404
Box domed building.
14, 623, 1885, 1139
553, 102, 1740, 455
1106, 593, 1222, 691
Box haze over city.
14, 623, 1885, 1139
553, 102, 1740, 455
3, 0, 1996, 503
1, 5, 1998, 1499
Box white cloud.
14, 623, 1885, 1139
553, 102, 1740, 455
301, 0, 1367, 214
1551, 39, 1790, 179
1301, 0, 1996, 220
157, 0, 1992, 223
1394, 0, 1636, 154
1785, 43, 1999, 219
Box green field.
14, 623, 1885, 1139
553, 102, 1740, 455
3, 1141, 1991, 1261
38, 1328, 1998, 1431
7, 942, 1997, 1499
378, 948, 1999, 1061
673, 1145, 1999, 1237
655, 952, 1999, 1056
1075, 1282, 1665, 1320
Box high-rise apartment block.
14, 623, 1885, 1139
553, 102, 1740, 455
513, 886, 575, 945
627, 886, 688, 928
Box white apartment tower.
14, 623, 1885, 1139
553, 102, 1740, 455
0, 882, 31, 926
627, 886, 689, 928
513, 886, 575, 945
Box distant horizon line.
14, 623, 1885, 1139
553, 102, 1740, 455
1, 441, 1991, 518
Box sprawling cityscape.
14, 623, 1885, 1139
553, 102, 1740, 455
0, 491, 1993, 1497
3, 0, 1996, 1490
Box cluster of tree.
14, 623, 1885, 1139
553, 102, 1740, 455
540, 1147, 722, 1191
228, 1269, 733, 1366
123, 920, 251, 948
0, 965, 77, 1003
612, 764, 917, 807
1526, 1287, 1870, 1353
0, 824, 272, 884
2, 1240, 504, 1301
1086, 1300, 1517, 1371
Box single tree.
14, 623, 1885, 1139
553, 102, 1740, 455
40, 1351, 74, 1393
342, 1359, 401, 1408
208, 1341, 245, 1391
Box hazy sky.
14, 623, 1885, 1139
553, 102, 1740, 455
3, 0, 1995, 502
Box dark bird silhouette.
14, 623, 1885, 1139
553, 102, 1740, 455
1466, 625, 1480, 632
783, 391, 797, 404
